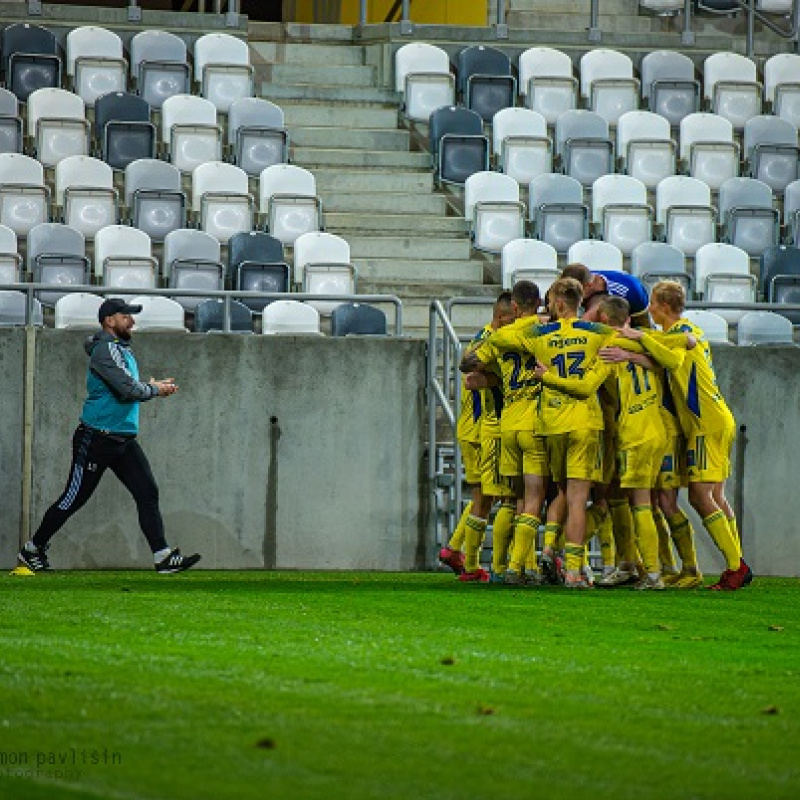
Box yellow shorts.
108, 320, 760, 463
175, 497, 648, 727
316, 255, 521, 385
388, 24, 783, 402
686, 425, 735, 483
617, 435, 668, 490
656, 435, 688, 490
460, 439, 482, 485
481, 436, 516, 498
592, 429, 616, 485
547, 429, 600, 483
500, 430, 548, 478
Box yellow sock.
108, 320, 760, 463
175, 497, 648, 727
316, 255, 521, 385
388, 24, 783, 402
609, 500, 636, 565
585, 504, 605, 540
727, 515, 742, 557
653, 507, 677, 572
597, 511, 616, 568
564, 543, 584, 573
667, 510, 698, 571
703, 510, 740, 571
632, 505, 660, 575
543, 521, 562, 552
508, 514, 540, 574
554, 527, 565, 551
491, 502, 516, 575
463, 515, 487, 573
447, 501, 473, 551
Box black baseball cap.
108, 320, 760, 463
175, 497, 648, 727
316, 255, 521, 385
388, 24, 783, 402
98, 298, 143, 323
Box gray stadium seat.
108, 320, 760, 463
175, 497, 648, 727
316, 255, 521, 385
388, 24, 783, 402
0, 88, 22, 155
555, 109, 614, 187
330, 303, 387, 336
228, 97, 289, 177
528, 173, 588, 254
640, 51, 700, 128
94, 92, 155, 171
194, 298, 252, 333
429, 106, 489, 186
737, 310, 794, 346
124, 159, 186, 242
130, 30, 191, 110
1, 23, 61, 102
27, 222, 90, 307
718, 177, 779, 257
457, 45, 516, 122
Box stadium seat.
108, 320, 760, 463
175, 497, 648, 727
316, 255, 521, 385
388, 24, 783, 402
528, 173, 588, 254
293, 230, 350, 287
760, 245, 800, 321
567, 239, 624, 271
784, 180, 800, 246
718, 177, 779, 257
194, 298, 253, 333
554, 109, 614, 187
259, 164, 321, 247
193, 33, 253, 113
0, 152, 49, 236
27, 222, 90, 306
639, 0, 683, 14
330, 303, 387, 336
704, 52, 761, 130
192, 161, 253, 244
163, 228, 222, 282
580, 49, 639, 126
94, 225, 156, 286
303, 263, 356, 315
518, 47, 578, 125
737, 310, 794, 346
630, 241, 690, 294
0, 88, 23, 154
169, 258, 224, 312
500, 238, 559, 291
683, 308, 731, 344
429, 106, 489, 186
640, 50, 700, 128
130, 30, 191, 110
228, 97, 289, 177
56, 155, 117, 240
616, 110, 676, 188
492, 107, 552, 185
656, 175, 715, 257
464, 171, 525, 253
0, 223, 21, 284
66, 26, 126, 108
394, 42, 455, 123
128, 295, 187, 332
0, 290, 43, 326
694, 242, 756, 322
124, 158, 186, 242
679, 112, 739, 191
54, 291, 104, 329
765, 53, 800, 128
592, 174, 653, 256
1, 23, 61, 102
743, 115, 799, 195
161, 94, 222, 174
27, 88, 89, 167
94, 92, 156, 171
261, 299, 321, 335
229, 231, 289, 311
457, 45, 516, 122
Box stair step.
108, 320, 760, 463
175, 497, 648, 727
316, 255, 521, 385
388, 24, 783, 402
261, 64, 376, 88
326, 212, 469, 235
293, 147, 431, 170
314, 169, 433, 193
262, 82, 400, 105
250, 42, 364, 67
290, 127, 410, 151
507, 11, 658, 32
321, 192, 446, 215
348, 236, 472, 260
353, 258, 485, 284
281, 104, 400, 129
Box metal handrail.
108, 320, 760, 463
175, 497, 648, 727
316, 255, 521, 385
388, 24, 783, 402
0, 284, 404, 336
428, 300, 464, 552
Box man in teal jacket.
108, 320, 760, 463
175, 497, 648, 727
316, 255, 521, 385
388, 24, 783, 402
18, 298, 201, 574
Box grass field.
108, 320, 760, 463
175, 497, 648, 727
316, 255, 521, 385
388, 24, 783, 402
1, 571, 799, 800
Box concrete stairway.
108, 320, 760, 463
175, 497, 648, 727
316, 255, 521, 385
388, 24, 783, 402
249, 38, 497, 338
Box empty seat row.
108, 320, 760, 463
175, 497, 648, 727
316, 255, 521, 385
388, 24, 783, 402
1, 24, 253, 112
397, 44, 800, 132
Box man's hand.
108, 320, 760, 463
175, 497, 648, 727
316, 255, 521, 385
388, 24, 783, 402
150, 377, 178, 396
459, 352, 481, 374
686, 333, 697, 350
615, 322, 643, 341
465, 372, 488, 390
533, 359, 548, 379
599, 346, 631, 364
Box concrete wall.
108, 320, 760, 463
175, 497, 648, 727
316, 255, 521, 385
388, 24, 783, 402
2, 329, 428, 571
3, 331, 800, 575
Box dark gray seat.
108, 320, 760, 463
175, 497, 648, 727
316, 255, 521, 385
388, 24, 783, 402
330, 302, 387, 336
194, 298, 252, 333
457, 45, 516, 122
95, 92, 155, 170
429, 106, 489, 185
1, 23, 61, 102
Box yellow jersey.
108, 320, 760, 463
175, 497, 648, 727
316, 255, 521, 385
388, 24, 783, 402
523, 318, 616, 434
473, 316, 541, 433
650, 319, 735, 435
456, 325, 493, 443
604, 357, 666, 449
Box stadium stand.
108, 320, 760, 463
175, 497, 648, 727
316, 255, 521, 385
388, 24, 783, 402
259, 163, 321, 246
192, 160, 253, 244
330, 302, 387, 336
228, 97, 289, 176
56, 155, 117, 240
456, 45, 516, 122
27, 222, 90, 307
94, 91, 156, 171
737, 310, 795, 345
130, 29, 191, 110
1, 22, 61, 102
518, 47, 578, 125
0, 152, 49, 236
464, 171, 525, 253
492, 107, 552, 185
500, 238, 559, 291
261, 298, 321, 335
394, 42, 455, 123
0, 88, 22, 155
125, 158, 186, 241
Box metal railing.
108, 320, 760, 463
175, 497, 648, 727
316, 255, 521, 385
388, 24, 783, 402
25, 0, 241, 27
0, 284, 404, 335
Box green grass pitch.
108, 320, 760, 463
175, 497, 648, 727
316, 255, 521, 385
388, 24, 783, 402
1, 571, 799, 800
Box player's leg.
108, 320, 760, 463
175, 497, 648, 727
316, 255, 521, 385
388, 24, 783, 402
19, 425, 109, 571
541, 484, 565, 584
658, 488, 702, 588
458, 484, 490, 582
481, 435, 517, 581
440, 439, 479, 573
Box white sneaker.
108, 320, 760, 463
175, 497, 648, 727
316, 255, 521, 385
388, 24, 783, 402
596, 568, 635, 587
633, 574, 666, 591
